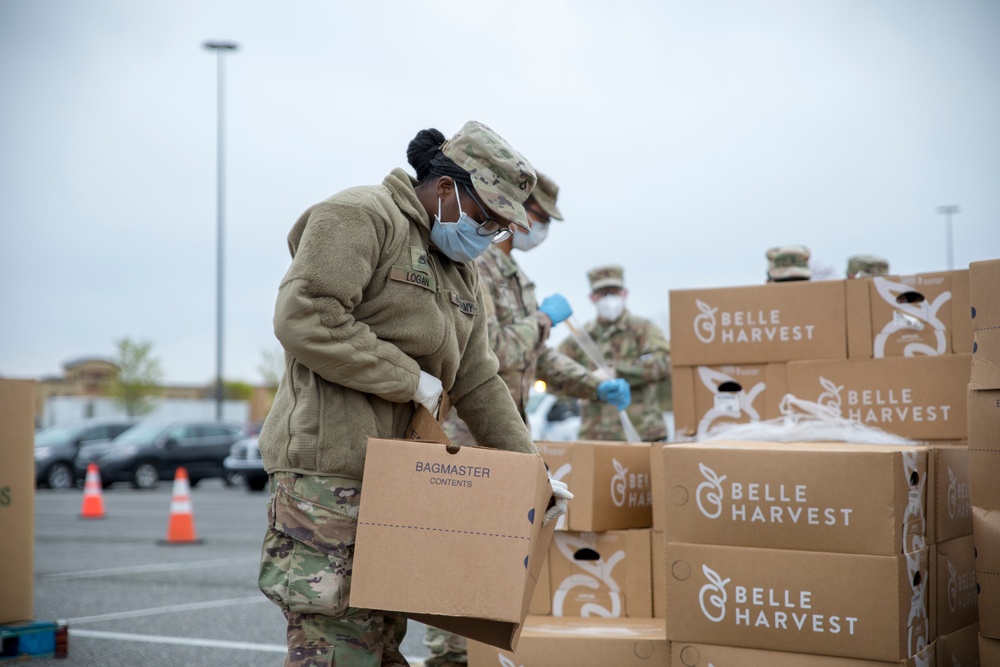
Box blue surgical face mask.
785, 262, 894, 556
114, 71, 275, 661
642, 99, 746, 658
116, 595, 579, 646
429, 186, 493, 263
512, 221, 549, 252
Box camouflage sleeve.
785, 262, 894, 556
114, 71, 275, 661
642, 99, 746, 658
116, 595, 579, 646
480, 268, 552, 372
540, 343, 601, 399
556, 335, 585, 366
613, 319, 672, 389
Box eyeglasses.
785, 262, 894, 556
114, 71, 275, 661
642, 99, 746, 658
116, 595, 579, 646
461, 184, 513, 244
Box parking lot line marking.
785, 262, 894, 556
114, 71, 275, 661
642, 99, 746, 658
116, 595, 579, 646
70, 629, 287, 653
70, 596, 269, 624
44, 556, 258, 580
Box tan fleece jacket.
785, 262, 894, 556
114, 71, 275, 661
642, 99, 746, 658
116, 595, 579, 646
258, 168, 537, 479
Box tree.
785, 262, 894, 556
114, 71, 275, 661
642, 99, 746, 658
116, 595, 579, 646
258, 346, 284, 389
108, 337, 163, 416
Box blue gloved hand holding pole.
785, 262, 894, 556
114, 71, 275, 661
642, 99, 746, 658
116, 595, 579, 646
539, 293, 572, 326
597, 378, 631, 411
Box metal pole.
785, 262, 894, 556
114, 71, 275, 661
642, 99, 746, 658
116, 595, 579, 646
204, 41, 238, 419
937, 205, 960, 271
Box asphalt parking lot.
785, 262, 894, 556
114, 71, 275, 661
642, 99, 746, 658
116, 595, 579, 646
30, 481, 432, 666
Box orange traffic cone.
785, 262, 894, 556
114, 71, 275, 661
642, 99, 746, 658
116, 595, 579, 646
80, 463, 106, 519
158, 467, 203, 545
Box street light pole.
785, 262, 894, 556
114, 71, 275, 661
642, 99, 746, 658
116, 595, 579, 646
936, 205, 960, 271
203, 40, 238, 419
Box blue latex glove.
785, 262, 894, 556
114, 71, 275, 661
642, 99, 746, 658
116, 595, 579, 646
539, 293, 572, 326
597, 378, 631, 411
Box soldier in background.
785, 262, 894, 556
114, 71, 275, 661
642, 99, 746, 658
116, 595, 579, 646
557, 265, 672, 442
423, 173, 630, 667
766, 244, 812, 282
846, 254, 890, 278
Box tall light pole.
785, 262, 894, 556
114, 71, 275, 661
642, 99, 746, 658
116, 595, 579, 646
936, 205, 960, 271
203, 40, 238, 419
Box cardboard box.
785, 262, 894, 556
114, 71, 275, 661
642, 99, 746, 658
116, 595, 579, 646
670, 640, 937, 666
846, 271, 971, 359
663, 441, 927, 556
536, 440, 653, 532
351, 438, 555, 650
785, 356, 971, 440
924, 443, 972, 545
931, 535, 978, 637
467, 616, 667, 667
980, 632, 1000, 664
669, 280, 848, 366
672, 363, 787, 439
664, 542, 930, 662
650, 444, 666, 533
653, 531, 666, 618
0, 379, 36, 625
935, 623, 979, 667
548, 529, 652, 618
972, 506, 1000, 639
970, 259, 1000, 390
528, 551, 551, 616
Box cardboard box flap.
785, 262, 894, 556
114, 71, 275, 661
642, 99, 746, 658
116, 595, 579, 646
971, 259, 1000, 389
352, 438, 554, 650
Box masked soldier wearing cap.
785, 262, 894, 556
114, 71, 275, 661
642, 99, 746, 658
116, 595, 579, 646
766, 245, 813, 282
557, 265, 672, 442
256, 121, 572, 667
424, 173, 631, 667
846, 254, 890, 278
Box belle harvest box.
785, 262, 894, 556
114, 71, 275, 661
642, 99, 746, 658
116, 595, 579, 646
970, 259, 1000, 389
672, 363, 786, 439
664, 542, 930, 662
0, 379, 36, 625
662, 441, 927, 556
930, 535, 978, 638
536, 440, 653, 532
351, 438, 555, 650
467, 616, 667, 667
669, 280, 848, 366
670, 640, 936, 667
924, 443, 972, 545
973, 506, 1000, 639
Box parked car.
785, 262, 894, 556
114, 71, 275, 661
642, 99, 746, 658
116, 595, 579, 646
526, 391, 581, 441
34, 418, 136, 490
223, 436, 268, 492
75, 418, 248, 489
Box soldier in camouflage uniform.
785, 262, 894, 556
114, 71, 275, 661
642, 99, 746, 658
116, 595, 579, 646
425, 174, 630, 667
766, 244, 812, 282
846, 254, 890, 278
557, 265, 672, 442
257, 122, 567, 667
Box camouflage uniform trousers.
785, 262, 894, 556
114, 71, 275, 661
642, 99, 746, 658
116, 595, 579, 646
258, 472, 409, 667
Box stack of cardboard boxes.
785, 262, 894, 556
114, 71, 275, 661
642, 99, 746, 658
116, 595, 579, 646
468, 440, 669, 666
968, 259, 1000, 662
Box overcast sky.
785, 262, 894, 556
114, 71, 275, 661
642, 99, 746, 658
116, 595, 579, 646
1, 0, 998, 386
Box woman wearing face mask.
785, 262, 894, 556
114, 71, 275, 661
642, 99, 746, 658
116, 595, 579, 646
558, 264, 673, 442
424, 174, 630, 667
256, 121, 572, 667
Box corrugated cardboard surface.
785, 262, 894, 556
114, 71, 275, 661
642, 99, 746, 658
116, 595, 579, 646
979, 632, 1000, 664
972, 506, 1000, 639
664, 542, 930, 662
663, 442, 927, 556
467, 616, 667, 667
925, 443, 973, 544
0, 379, 36, 625
650, 444, 666, 533
536, 440, 653, 533
970, 259, 1000, 390
351, 438, 554, 650
669, 280, 848, 366
935, 622, 979, 667
548, 529, 652, 618
855, 271, 969, 358
672, 363, 786, 439
785, 355, 971, 440
930, 535, 978, 638
670, 640, 936, 666
652, 530, 666, 619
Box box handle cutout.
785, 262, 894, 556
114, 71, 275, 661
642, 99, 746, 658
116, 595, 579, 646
909, 471, 919, 487
573, 548, 600, 561
717, 381, 742, 393
896, 291, 925, 304
912, 571, 922, 587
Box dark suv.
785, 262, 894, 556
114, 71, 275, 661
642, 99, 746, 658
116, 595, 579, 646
34, 418, 137, 489
75, 417, 248, 489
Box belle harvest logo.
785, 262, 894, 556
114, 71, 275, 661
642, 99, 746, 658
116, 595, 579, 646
699, 565, 731, 622
696, 463, 727, 519
694, 300, 719, 343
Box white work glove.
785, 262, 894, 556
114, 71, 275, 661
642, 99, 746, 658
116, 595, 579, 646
412, 371, 443, 416
543, 477, 574, 525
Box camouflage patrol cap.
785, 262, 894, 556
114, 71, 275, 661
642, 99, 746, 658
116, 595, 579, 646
440, 121, 536, 232
588, 264, 625, 292
529, 172, 564, 221
846, 254, 890, 278
766, 245, 812, 282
